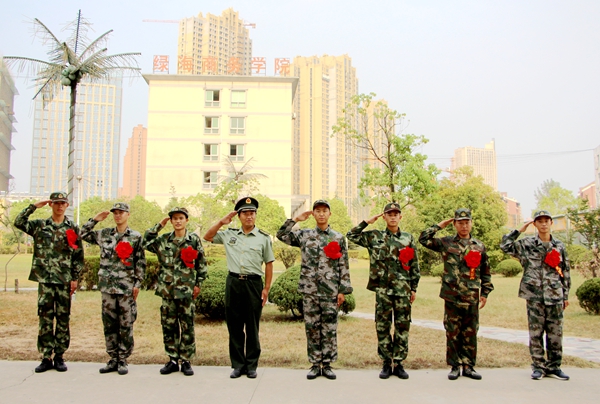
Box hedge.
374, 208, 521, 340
576, 278, 600, 315
495, 258, 523, 277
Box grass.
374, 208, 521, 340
0, 255, 598, 369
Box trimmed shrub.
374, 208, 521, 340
141, 255, 160, 290
80, 256, 100, 290
195, 261, 228, 319
576, 278, 600, 315
273, 242, 300, 269
567, 244, 593, 267
340, 294, 356, 315
430, 263, 444, 279
496, 258, 523, 277
204, 244, 226, 258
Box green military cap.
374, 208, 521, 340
383, 202, 401, 214
533, 210, 552, 221
168, 207, 189, 218
49, 191, 68, 203
312, 199, 330, 210
235, 196, 259, 212
454, 208, 472, 221
110, 202, 130, 212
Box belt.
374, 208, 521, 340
228, 272, 261, 280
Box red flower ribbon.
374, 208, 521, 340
398, 246, 415, 271
115, 241, 133, 266
323, 241, 342, 260
464, 250, 481, 280
181, 246, 199, 268
544, 249, 563, 277
65, 229, 78, 250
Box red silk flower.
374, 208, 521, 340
398, 246, 415, 271
544, 249, 564, 277
115, 241, 133, 266
65, 229, 78, 249
181, 246, 199, 268
323, 241, 342, 260
464, 250, 481, 280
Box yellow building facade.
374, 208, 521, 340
143, 74, 297, 215
451, 139, 498, 190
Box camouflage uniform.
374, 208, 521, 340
144, 223, 207, 361
500, 229, 570, 373
81, 217, 146, 361
277, 219, 353, 364
419, 225, 493, 367
14, 204, 84, 358
347, 221, 419, 366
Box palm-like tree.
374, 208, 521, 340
216, 157, 267, 204
4, 10, 140, 208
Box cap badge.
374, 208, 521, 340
246, 198, 251, 203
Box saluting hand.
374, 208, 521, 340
159, 217, 170, 227
220, 211, 237, 225
518, 220, 533, 233
365, 213, 383, 225
293, 211, 312, 222
438, 218, 454, 229
33, 200, 52, 208
93, 211, 110, 222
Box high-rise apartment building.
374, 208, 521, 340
501, 192, 522, 228
451, 140, 498, 190
290, 55, 361, 217
578, 181, 597, 209
177, 8, 252, 75
30, 76, 123, 203
119, 124, 147, 199
0, 59, 17, 192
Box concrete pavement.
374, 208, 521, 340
1, 361, 599, 404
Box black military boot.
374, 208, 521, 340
35, 358, 54, 373
448, 366, 461, 380
321, 363, 336, 380
159, 359, 179, 375
99, 358, 118, 374
393, 363, 409, 379
307, 365, 321, 380
53, 355, 68, 372
462, 366, 482, 380
118, 360, 129, 375
181, 360, 194, 376
379, 363, 393, 379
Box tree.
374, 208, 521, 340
333, 93, 439, 208
568, 200, 600, 278
214, 157, 266, 205
253, 194, 287, 236
179, 193, 228, 235
299, 197, 354, 235
4, 11, 140, 208
533, 179, 578, 216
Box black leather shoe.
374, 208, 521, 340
160, 360, 179, 375
118, 360, 128, 375
462, 366, 482, 380
379, 364, 392, 379
230, 368, 244, 378
99, 359, 118, 374
35, 358, 54, 373
181, 361, 194, 376
53, 356, 67, 372
448, 366, 460, 380
307, 365, 321, 380
322, 365, 336, 380
393, 364, 409, 379
247, 369, 257, 378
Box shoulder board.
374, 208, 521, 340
258, 229, 271, 237
228, 228, 239, 231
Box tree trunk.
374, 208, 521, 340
67, 82, 78, 218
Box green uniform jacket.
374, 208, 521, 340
419, 225, 493, 305
500, 230, 570, 305
14, 204, 84, 284
144, 223, 207, 300
347, 221, 420, 295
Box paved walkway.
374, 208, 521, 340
351, 312, 600, 363
1, 361, 599, 404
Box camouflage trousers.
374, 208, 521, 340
526, 300, 564, 372
375, 290, 411, 365
160, 297, 196, 361
37, 283, 71, 358
101, 292, 137, 360
443, 301, 479, 367
303, 294, 339, 364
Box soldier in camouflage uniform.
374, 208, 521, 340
500, 210, 571, 381
81, 202, 146, 375
277, 200, 353, 380
144, 207, 207, 376
347, 202, 419, 380
419, 208, 493, 381
14, 192, 84, 373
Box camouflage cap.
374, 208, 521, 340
312, 199, 331, 210
533, 210, 552, 221
110, 202, 130, 213
383, 202, 401, 214
454, 208, 472, 221
168, 207, 189, 218
49, 192, 68, 203
235, 196, 259, 212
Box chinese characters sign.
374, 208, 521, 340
155, 55, 291, 76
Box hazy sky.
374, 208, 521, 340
1, 0, 599, 218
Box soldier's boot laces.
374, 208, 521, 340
322, 364, 336, 380
307, 365, 321, 380
53, 356, 68, 372
118, 360, 129, 375
181, 360, 194, 376
462, 366, 482, 380
35, 358, 54, 373
99, 358, 119, 374
393, 364, 409, 379
448, 366, 461, 380
160, 360, 179, 375
379, 364, 393, 379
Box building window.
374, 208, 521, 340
230, 117, 245, 135
229, 144, 245, 162
204, 144, 219, 161
204, 116, 220, 134
231, 90, 246, 108
205, 90, 220, 107
203, 171, 218, 189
